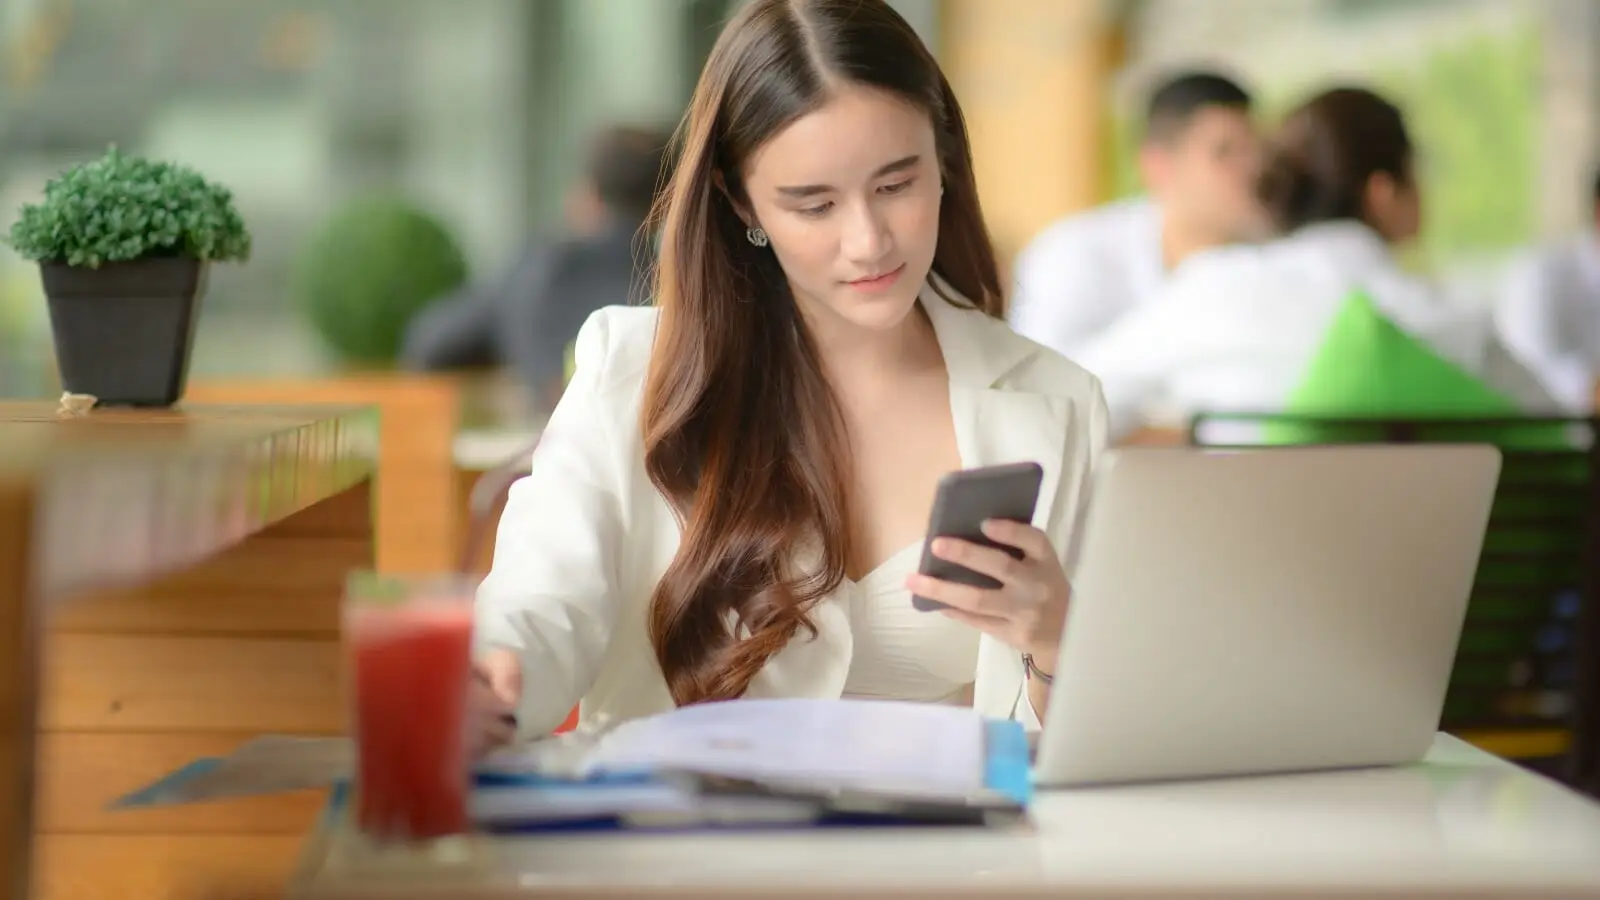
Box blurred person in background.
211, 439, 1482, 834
1492, 166, 1600, 411
1073, 86, 1563, 440
1007, 71, 1265, 359
401, 124, 674, 407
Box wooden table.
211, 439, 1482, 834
290, 735, 1600, 900
186, 375, 462, 574
0, 402, 378, 900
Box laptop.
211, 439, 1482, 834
1033, 444, 1502, 787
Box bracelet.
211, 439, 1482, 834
1022, 652, 1054, 685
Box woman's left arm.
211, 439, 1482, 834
904, 377, 1111, 726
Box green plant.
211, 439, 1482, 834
293, 196, 469, 366
5, 145, 251, 267
1371, 24, 1539, 258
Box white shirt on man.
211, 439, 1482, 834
1007, 197, 1164, 360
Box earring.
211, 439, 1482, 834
746, 226, 769, 247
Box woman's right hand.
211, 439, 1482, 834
468, 648, 522, 759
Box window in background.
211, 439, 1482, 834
0, 0, 707, 391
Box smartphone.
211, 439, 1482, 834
911, 461, 1045, 612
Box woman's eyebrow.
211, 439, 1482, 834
775, 154, 922, 198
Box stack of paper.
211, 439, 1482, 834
567, 698, 988, 796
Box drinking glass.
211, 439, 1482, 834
344, 572, 477, 842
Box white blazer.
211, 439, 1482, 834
1072, 221, 1565, 441
1492, 235, 1600, 411
475, 281, 1110, 738
1008, 197, 1165, 359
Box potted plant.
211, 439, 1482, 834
5, 145, 251, 407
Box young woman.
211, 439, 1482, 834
468, 0, 1107, 752
1074, 86, 1563, 441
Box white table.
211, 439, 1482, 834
289, 735, 1600, 899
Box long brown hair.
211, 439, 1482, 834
641, 0, 1003, 706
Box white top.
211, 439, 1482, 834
291, 734, 1600, 898
473, 280, 1108, 738
1008, 197, 1165, 359
1072, 221, 1567, 441
1493, 234, 1600, 410
838, 542, 979, 705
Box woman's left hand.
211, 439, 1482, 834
904, 518, 1069, 663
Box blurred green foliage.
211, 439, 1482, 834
1386, 26, 1539, 256
293, 195, 469, 366
1105, 21, 1540, 261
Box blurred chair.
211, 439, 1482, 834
457, 436, 537, 575
451, 367, 545, 572
1188, 412, 1600, 796
186, 374, 462, 574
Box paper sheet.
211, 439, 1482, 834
575, 698, 988, 797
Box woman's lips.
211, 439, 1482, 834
846, 264, 906, 292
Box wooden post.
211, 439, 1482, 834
939, 0, 1116, 272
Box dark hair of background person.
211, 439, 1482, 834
638, 0, 1003, 707
587, 125, 675, 222
1143, 71, 1253, 143
1257, 86, 1414, 234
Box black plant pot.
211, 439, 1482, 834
39, 257, 209, 408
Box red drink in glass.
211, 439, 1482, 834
345, 576, 476, 840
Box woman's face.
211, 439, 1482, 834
1364, 167, 1423, 245
738, 83, 943, 335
